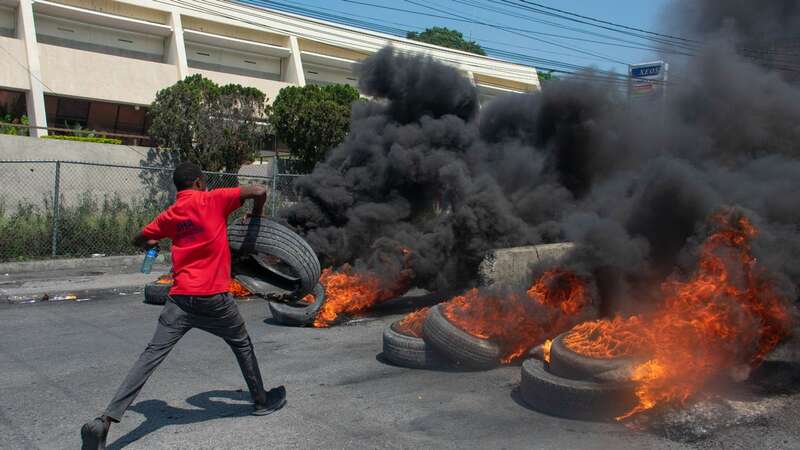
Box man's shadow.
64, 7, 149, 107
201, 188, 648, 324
107, 389, 252, 449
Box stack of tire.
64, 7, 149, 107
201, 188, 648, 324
382, 304, 505, 370
227, 218, 325, 326
383, 307, 639, 421
518, 332, 639, 421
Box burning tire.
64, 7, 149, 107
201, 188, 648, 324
228, 218, 321, 297
143, 281, 171, 306
267, 283, 326, 326
519, 359, 637, 421
548, 332, 636, 381
422, 305, 502, 369
382, 309, 447, 369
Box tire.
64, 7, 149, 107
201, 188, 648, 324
422, 305, 502, 370
519, 359, 638, 421
548, 333, 637, 381
267, 283, 326, 326
143, 282, 170, 306
382, 321, 447, 369
228, 218, 321, 297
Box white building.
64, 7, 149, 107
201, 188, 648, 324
0, 0, 539, 143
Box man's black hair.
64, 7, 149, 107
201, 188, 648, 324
173, 161, 204, 191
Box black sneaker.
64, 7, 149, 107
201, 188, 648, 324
80, 417, 109, 450
253, 386, 286, 416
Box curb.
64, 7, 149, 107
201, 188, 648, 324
3, 284, 148, 305
0, 253, 172, 274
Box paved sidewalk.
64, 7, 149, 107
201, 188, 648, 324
0, 258, 169, 304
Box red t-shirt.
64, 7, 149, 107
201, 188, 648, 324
141, 187, 242, 296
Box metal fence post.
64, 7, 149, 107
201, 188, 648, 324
270, 155, 279, 216
51, 161, 61, 257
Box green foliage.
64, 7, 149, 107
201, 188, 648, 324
407, 27, 486, 56
538, 71, 558, 83
1, 114, 29, 136
0, 194, 164, 261
148, 74, 270, 173
41, 135, 123, 145
269, 84, 360, 172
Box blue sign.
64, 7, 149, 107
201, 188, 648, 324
630, 65, 661, 78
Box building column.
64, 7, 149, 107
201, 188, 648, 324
166, 11, 188, 81
17, 0, 47, 137
283, 36, 305, 86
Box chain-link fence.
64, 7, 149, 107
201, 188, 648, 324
0, 160, 303, 262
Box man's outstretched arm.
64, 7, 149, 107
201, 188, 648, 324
240, 184, 268, 217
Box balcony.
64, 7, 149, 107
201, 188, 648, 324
38, 43, 177, 105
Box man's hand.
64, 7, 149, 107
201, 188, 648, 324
240, 184, 267, 217
132, 232, 159, 249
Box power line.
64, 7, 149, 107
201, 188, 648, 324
402, 0, 629, 65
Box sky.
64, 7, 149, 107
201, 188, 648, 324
240, 0, 675, 76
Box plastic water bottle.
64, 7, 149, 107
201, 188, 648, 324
140, 246, 160, 274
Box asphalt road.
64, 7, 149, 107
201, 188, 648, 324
0, 293, 796, 450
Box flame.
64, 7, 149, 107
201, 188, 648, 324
313, 265, 411, 327
441, 269, 591, 363
561, 210, 792, 420
229, 279, 252, 298
543, 339, 553, 364
563, 316, 648, 359
394, 307, 430, 338
156, 274, 173, 284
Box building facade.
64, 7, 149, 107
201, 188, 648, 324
0, 0, 539, 141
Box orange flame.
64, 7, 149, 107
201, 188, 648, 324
543, 339, 553, 364
313, 265, 411, 327
394, 307, 430, 338
154, 274, 251, 298
562, 210, 792, 419
441, 269, 591, 363
563, 316, 648, 359
229, 279, 252, 298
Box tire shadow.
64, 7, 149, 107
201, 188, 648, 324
374, 352, 489, 373
106, 389, 252, 449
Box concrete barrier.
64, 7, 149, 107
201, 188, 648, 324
478, 242, 575, 288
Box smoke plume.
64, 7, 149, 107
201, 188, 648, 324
282, 1, 800, 315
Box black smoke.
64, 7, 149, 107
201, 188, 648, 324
282, 1, 800, 314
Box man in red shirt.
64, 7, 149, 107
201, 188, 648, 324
81, 162, 285, 450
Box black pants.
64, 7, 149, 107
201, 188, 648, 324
104, 294, 266, 421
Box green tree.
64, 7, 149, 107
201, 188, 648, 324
538, 71, 558, 83
147, 74, 269, 173
269, 84, 360, 172
407, 27, 486, 56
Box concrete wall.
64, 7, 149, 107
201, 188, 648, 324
38, 43, 178, 105
0, 134, 272, 211
0, 133, 151, 163
478, 243, 576, 288
0, 35, 30, 90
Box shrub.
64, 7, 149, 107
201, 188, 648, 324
41, 135, 123, 145
0, 194, 164, 261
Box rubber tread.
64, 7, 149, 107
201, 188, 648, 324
382, 321, 447, 369
143, 282, 170, 306
267, 283, 326, 326
228, 219, 320, 297
548, 333, 638, 381
422, 305, 502, 369
519, 358, 638, 421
